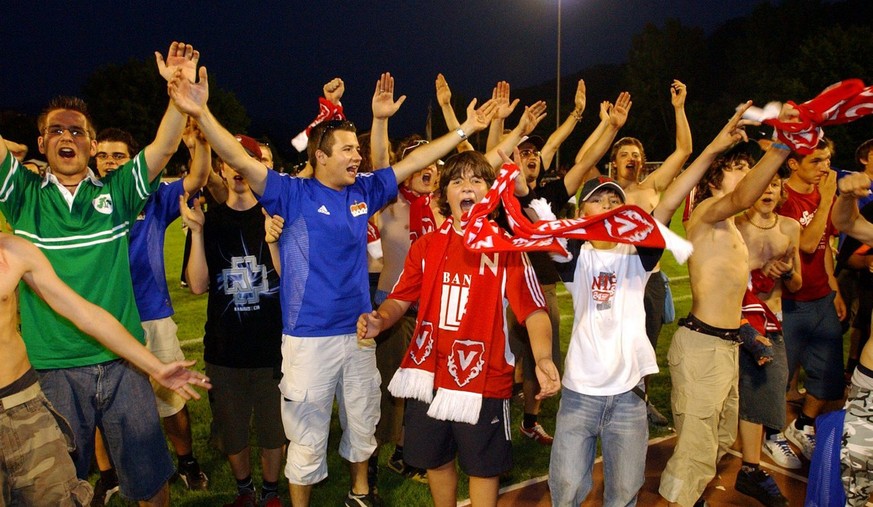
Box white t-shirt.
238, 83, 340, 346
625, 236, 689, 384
563, 242, 659, 396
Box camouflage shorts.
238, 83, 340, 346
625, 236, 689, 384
0, 385, 92, 506
842, 382, 873, 507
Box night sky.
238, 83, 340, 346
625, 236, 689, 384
3, 1, 770, 148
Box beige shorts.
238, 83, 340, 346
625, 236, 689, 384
143, 317, 187, 418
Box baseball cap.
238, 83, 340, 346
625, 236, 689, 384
235, 134, 262, 159
578, 176, 627, 203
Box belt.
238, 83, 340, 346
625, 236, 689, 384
0, 382, 41, 411
679, 314, 742, 343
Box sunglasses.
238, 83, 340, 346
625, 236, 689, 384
400, 139, 429, 160
312, 119, 356, 152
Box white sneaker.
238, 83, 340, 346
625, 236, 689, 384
784, 420, 816, 461
762, 432, 802, 469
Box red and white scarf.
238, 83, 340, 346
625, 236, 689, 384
398, 185, 437, 243
290, 97, 346, 152
387, 220, 520, 424
754, 79, 873, 155
463, 164, 693, 263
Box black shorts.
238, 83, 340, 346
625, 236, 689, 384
403, 397, 512, 477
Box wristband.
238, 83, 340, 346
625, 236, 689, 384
571, 110, 583, 121
771, 142, 790, 152
455, 128, 468, 141
780, 269, 794, 281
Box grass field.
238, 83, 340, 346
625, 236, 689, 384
102, 213, 694, 506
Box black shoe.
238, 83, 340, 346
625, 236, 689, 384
344, 489, 382, 507
735, 467, 788, 507
90, 476, 119, 507
178, 459, 209, 491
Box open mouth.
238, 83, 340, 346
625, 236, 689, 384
347, 165, 358, 177
421, 173, 432, 185
59, 148, 75, 159
233, 175, 245, 182
460, 198, 476, 213
761, 196, 774, 204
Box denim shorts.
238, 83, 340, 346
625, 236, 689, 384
738, 332, 788, 430
782, 292, 844, 400
38, 359, 174, 501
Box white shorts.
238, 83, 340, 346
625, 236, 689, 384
280, 334, 380, 485
143, 317, 187, 418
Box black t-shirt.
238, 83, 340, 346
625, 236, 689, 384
203, 203, 283, 368
521, 179, 571, 285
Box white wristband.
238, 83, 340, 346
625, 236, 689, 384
455, 128, 468, 141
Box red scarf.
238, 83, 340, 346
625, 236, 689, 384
397, 185, 436, 243
290, 97, 346, 152
463, 164, 693, 263
741, 290, 782, 335
387, 220, 526, 424
762, 79, 873, 154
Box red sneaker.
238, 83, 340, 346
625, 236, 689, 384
520, 422, 554, 445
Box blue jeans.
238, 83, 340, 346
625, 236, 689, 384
549, 384, 648, 507
782, 292, 844, 400
38, 359, 174, 501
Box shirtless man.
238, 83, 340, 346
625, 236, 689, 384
656, 102, 791, 507
0, 232, 208, 506
734, 166, 802, 505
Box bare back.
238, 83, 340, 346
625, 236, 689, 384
0, 239, 33, 388
685, 200, 750, 329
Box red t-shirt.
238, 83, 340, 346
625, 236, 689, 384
390, 228, 545, 398
778, 184, 835, 301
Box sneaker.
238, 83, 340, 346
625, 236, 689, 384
784, 419, 816, 460
90, 477, 119, 507
386, 454, 428, 483
762, 433, 802, 469
520, 422, 554, 445
224, 490, 257, 507
258, 492, 281, 507
647, 402, 669, 426
178, 460, 209, 490
344, 489, 382, 507
735, 467, 788, 506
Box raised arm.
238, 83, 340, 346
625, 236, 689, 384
144, 42, 200, 182
169, 67, 270, 195
435, 74, 475, 153
563, 92, 631, 195
797, 169, 836, 253
484, 101, 548, 168
179, 194, 209, 294
485, 81, 519, 153
17, 236, 210, 398
181, 119, 211, 194
541, 79, 586, 170
640, 80, 692, 192
392, 99, 497, 182
834, 172, 873, 245
371, 73, 406, 170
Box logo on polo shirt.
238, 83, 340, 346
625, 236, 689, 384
317, 205, 331, 215
93, 194, 113, 214
350, 201, 368, 217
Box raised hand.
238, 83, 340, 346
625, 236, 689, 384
599, 101, 612, 122
324, 78, 345, 105
573, 79, 586, 114
461, 98, 498, 134
492, 81, 520, 120
517, 101, 548, 136
179, 193, 205, 233
820, 169, 837, 198
609, 92, 632, 129
155, 41, 199, 83
435, 73, 453, 107
670, 80, 688, 108
838, 172, 873, 198
372, 72, 407, 120
709, 101, 753, 153
152, 359, 211, 400
168, 67, 209, 117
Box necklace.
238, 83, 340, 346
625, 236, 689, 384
744, 211, 777, 230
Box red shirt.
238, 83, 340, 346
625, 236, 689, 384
778, 184, 835, 301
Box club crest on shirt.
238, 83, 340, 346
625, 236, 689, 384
350, 201, 368, 217
409, 321, 434, 365
92, 194, 113, 214
604, 209, 654, 242
447, 339, 485, 387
